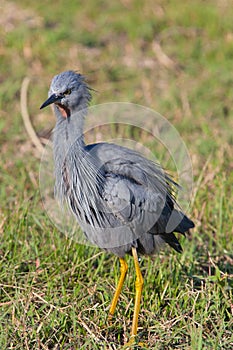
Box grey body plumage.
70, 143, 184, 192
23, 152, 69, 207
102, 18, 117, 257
40, 70, 194, 257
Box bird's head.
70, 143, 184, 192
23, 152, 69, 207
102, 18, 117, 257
40, 71, 92, 118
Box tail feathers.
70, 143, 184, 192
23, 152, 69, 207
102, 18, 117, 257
162, 232, 183, 253
163, 210, 194, 253
175, 213, 194, 234
166, 209, 194, 234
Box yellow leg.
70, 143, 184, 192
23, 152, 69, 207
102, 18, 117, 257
124, 247, 145, 348
109, 258, 128, 318
131, 247, 144, 338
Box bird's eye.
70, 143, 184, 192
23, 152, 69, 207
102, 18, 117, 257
63, 89, 72, 95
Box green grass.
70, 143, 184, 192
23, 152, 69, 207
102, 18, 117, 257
1, 0, 233, 349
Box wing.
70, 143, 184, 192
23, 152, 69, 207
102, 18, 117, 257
100, 157, 194, 253
86, 142, 178, 201
102, 171, 166, 234
91, 143, 177, 235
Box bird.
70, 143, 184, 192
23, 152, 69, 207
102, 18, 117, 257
40, 70, 194, 345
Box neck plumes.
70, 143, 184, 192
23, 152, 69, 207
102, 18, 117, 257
52, 100, 105, 228
53, 104, 87, 194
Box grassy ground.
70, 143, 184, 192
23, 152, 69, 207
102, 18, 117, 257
1, 0, 233, 349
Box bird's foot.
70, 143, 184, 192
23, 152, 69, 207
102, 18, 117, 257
123, 335, 147, 349
107, 313, 114, 326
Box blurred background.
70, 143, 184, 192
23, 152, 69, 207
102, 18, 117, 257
0, 1, 232, 349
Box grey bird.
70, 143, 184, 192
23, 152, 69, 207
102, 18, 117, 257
40, 70, 194, 345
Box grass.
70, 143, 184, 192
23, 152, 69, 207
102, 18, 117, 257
0, 0, 233, 349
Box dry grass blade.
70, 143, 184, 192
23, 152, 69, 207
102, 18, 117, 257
20, 77, 44, 155
77, 315, 102, 343
152, 41, 177, 70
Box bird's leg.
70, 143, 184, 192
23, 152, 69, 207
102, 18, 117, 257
108, 258, 128, 319
130, 247, 144, 340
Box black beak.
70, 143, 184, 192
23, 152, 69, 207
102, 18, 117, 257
40, 93, 62, 109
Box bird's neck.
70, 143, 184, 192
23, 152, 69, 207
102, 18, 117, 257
53, 106, 86, 172
55, 104, 86, 140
